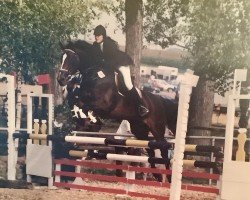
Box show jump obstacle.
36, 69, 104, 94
0, 73, 53, 186
25, 94, 54, 188
52, 69, 248, 200
219, 69, 250, 200
20, 70, 204, 199
4, 69, 249, 200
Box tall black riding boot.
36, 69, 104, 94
128, 87, 149, 117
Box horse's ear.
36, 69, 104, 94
59, 40, 64, 50
59, 39, 72, 50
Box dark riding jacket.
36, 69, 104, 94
92, 37, 133, 69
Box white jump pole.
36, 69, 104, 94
169, 71, 199, 200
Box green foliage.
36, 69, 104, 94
0, 0, 108, 82
109, 0, 187, 48
143, 0, 188, 48
184, 0, 250, 94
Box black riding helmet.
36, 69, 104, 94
94, 25, 106, 37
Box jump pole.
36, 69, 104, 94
68, 150, 220, 169
14, 133, 221, 153
169, 71, 199, 200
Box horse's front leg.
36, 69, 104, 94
149, 124, 171, 183
159, 141, 172, 183
114, 146, 125, 177
146, 148, 163, 182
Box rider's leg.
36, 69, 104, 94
117, 65, 149, 117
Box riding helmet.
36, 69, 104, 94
94, 25, 106, 37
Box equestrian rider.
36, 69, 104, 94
92, 25, 149, 117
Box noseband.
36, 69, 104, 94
59, 49, 82, 84
59, 49, 80, 76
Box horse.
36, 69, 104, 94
57, 40, 178, 182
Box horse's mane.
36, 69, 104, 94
60, 39, 93, 52
60, 39, 97, 70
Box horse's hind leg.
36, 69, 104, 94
130, 120, 163, 182
114, 146, 125, 177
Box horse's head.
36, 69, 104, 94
57, 39, 93, 86
57, 49, 80, 86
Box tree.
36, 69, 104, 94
0, 0, 107, 82
143, 0, 188, 48
125, 0, 143, 86
185, 0, 250, 94
184, 0, 250, 141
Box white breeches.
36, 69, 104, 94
117, 66, 133, 91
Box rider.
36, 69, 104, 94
92, 25, 149, 117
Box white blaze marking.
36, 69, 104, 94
60, 53, 67, 70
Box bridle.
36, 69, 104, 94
59, 49, 81, 82
59, 49, 77, 71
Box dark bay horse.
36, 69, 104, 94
57, 40, 178, 182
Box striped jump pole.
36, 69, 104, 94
69, 150, 221, 169
184, 144, 221, 153
13, 133, 222, 153
13, 133, 169, 149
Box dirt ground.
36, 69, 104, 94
0, 186, 216, 200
